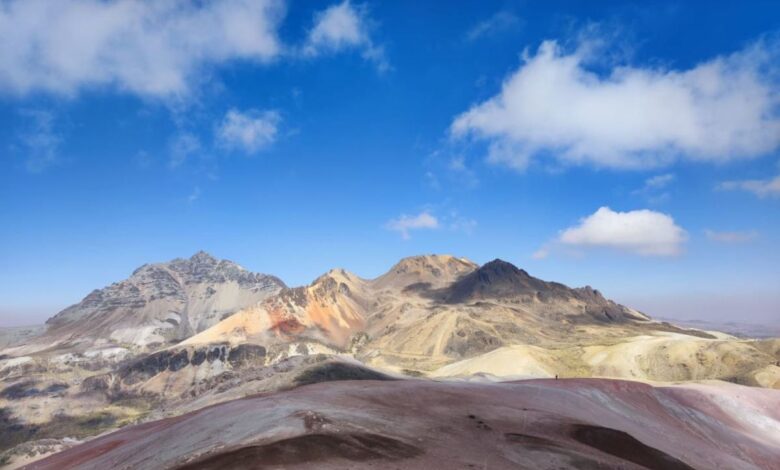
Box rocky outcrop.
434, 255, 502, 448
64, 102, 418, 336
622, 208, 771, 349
35, 252, 285, 351
110, 344, 268, 387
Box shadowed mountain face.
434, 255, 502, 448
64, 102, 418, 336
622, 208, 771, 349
444, 259, 555, 302
442, 259, 645, 323
33, 252, 285, 351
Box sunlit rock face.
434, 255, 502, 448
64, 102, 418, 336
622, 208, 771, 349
33, 251, 285, 352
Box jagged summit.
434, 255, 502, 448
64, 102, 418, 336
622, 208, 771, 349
189, 250, 217, 264
39, 253, 285, 351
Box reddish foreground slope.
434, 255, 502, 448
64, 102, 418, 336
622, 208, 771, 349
25, 377, 780, 469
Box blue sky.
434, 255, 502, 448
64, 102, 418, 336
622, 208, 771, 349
1, 0, 779, 325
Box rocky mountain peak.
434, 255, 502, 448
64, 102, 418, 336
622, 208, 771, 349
41, 253, 285, 349
189, 250, 218, 265
478, 259, 530, 278
445, 259, 564, 303
372, 254, 478, 290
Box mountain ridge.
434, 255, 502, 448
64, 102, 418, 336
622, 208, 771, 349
1, 252, 778, 468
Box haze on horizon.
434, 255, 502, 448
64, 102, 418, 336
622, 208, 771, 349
1, 0, 779, 327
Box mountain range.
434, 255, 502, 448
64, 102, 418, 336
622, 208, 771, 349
1, 252, 778, 469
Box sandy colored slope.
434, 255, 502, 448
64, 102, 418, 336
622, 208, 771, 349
180, 306, 273, 346
430, 333, 780, 387
182, 269, 368, 349
430, 345, 557, 378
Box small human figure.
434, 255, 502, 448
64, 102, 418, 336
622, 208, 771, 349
555, 374, 558, 380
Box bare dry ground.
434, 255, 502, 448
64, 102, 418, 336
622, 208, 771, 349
22, 373, 780, 470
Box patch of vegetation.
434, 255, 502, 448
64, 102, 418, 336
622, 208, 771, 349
0, 408, 129, 453
401, 369, 425, 377
0, 408, 38, 452
294, 362, 396, 386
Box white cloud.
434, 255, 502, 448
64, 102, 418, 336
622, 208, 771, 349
17, 109, 62, 172
216, 109, 280, 154
451, 38, 780, 170
466, 11, 521, 41
385, 211, 439, 240
719, 174, 780, 198
704, 229, 758, 243
304, 1, 388, 71
546, 207, 688, 256
0, 0, 285, 98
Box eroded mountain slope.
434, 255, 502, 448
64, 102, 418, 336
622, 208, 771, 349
184, 255, 776, 385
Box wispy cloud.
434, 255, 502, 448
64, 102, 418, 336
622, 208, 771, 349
632, 173, 675, 203
719, 174, 780, 198
303, 1, 388, 72
168, 132, 202, 169
385, 211, 439, 240
424, 150, 480, 191
466, 11, 521, 41
535, 207, 687, 258
448, 213, 477, 235
643, 173, 675, 190
187, 186, 202, 204
216, 109, 280, 154
385, 207, 478, 240
0, 0, 285, 99
451, 37, 780, 170
704, 229, 758, 243
17, 109, 62, 172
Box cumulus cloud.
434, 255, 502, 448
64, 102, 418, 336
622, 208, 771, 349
538, 207, 687, 257
0, 0, 285, 98
466, 11, 521, 41
719, 174, 780, 198
704, 229, 758, 243
451, 38, 780, 170
216, 108, 280, 154
385, 211, 439, 239
304, 1, 388, 71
